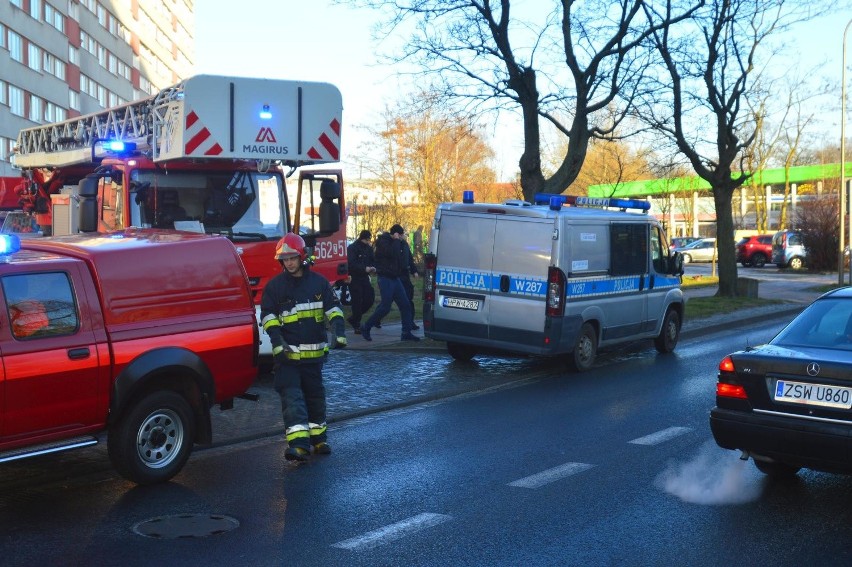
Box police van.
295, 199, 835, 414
422, 193, 685, 371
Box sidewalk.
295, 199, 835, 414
206, 271, 840, 447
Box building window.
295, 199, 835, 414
0, 80, 6, 105
28, 43, 42, 72
45, 3, 65, 33
10, 0, 23, 9
9, 86, 25, 117
8, 30, 23, 63
69, 89, 80, 111
30, 0, 42, 19
0, 137, 9, 161
29, 95, 43, 122
69, 45, 79, 65
0, 23, 5, 49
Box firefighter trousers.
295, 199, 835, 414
273, 361, 327, 450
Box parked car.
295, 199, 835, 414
772, 229, 807, 270
674, 237, 717, 263
669, 236, 701, 251
710, 287, 852, 478
736, 234, 773, 268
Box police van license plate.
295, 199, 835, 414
774, 380, 852, 409
442, 297, 480, 311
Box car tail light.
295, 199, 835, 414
546, 266, 566, 317
717, 382, 748, 399
719, 356, 735, 373
424, 254, 437, 302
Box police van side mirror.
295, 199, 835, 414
670, 252, 684, 275
77, 177, 99, 233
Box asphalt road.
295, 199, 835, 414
3, 317, 852, 566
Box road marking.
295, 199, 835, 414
507, 462, 594, 489
331, 512, 452, 551
628, 426, 692, 446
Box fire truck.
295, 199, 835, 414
10, 74, 349, 357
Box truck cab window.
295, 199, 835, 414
2, 272, 78, 339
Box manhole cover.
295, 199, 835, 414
132, 514, 239, 539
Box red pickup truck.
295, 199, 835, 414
0, 229, 258, 484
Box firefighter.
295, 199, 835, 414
260, 233, 347, 462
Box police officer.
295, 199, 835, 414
346, 229, 376, 334
395, 225, 421, 330
260, 233, 347, 462
361, 225, 419, 342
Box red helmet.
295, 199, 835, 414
275, 233, 307, 262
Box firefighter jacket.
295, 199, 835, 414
260, 268, 345, 363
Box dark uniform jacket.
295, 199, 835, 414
374, 233, 404, 278
347, 239, 374, 282
260, 268, 345, 363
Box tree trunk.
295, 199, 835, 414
713, 187, 739, 297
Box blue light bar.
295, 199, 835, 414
462, 190, 474, 203
260, 105, 272, 120
0, 234, 22, 255
534, 193, 651, 212
107, 140, 126, 152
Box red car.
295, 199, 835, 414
736, 234, 773, 268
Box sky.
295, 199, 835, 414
194, 1, 852, 181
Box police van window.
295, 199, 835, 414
2, 272, 79, 339
610, 223, 648, 276
651, 226, 666, 273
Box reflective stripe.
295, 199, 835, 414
286, 424, 310, 442
263, 318, 281, 332
272, 345, 283, 356
327, 306, 344, 320
309, 422, 327, 436
261, 313, 279, 326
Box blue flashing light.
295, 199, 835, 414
533, 193, 651, 212
102, 140, 137, 154
462, 190, 475, 204
549, 196, 563, 211
0, 234, 22, 255
260, 104, 272, 120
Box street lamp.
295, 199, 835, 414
841, 19, 852, 285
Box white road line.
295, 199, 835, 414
507, 462, 595, 489
332, 512, 452, 551
628, 426, 692, 446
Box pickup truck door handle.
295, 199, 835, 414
68, 347, 90, 360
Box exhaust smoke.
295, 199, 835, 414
655, 440, 765, 505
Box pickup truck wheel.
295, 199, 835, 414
751, 253, 767, 268
447, 341, 476, 362
654, 309, 681, 353
108, 391, 196, 485
568, 323, 597, 372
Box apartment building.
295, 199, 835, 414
0, 0, 195, 181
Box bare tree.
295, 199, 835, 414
640, 0, 819, 296
355, 90, 497, 233
343, 0, 700, 201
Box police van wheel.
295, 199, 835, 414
654, 309, 681, 353
788, 256, 804, 270
569, 323, 597, 372
447, 341, 476, 362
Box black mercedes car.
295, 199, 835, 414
710, 287, 852, 478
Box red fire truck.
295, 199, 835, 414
10, 75, 350, 358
